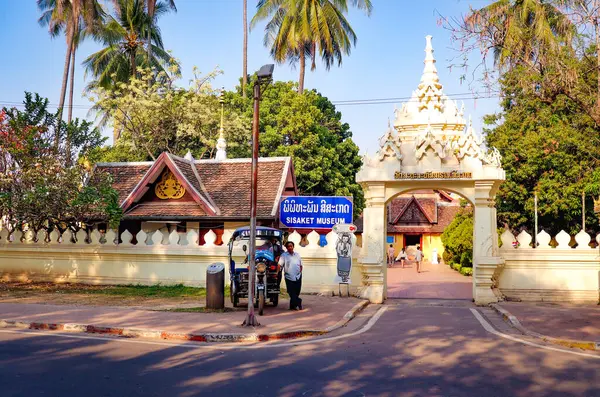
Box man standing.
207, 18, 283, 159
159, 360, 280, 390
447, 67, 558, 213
415, 245, 423, 273
279, 241, 303, 310
387, 244, 395, 268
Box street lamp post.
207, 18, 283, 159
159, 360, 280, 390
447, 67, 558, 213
243, 64, 274, 327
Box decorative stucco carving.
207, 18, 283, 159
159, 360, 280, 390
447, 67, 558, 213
377, 120, 403, 161
455, 116, 483, 160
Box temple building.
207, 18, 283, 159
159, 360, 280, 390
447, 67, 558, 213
386, 190, 462, 260
95, 109, 298, 244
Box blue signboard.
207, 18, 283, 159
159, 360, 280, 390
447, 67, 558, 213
279, 196, 353, 229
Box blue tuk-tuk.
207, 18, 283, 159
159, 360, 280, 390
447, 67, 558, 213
228, 226, 283, 315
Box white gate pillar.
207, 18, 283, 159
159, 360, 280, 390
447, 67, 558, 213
358, 183, 386, 303
473, 181, 504, 305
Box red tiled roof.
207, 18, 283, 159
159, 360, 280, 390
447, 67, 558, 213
196, 159, 287, 217
96, 156, 291, 220
354, 193, 463, 234
100, 164, 151, 204
125, 202, 207, 217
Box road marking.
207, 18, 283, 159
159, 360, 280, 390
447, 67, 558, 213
0, 306, 388, 350
470, 308, 600, 360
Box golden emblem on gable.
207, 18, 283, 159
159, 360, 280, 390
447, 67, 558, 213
155, 170, 185, 199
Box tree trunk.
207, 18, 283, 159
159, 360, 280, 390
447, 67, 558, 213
56, 32, 74, 149
242, 0, 248, 98
147, 23, 152, 64
65, 46, 76, 166
131, 51, 137, 78
299, 47, 306, 94
595, 3, 600, 117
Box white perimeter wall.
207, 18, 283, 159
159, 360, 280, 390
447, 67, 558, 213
499, 230, 600, 303
0, 228, 362, 295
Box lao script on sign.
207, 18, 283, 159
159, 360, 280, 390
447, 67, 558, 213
394, 171, 472, 180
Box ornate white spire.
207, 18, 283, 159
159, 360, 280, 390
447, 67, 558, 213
215, 88, 227, 161
394, 35, 466, 133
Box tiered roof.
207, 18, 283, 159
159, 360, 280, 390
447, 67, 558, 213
97, 153, 297, 220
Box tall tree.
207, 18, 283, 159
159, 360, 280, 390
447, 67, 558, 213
37, 0, 104, 149
251, 0, 372, 93
242, 0, 248, 98
146, 0, 176, 63
484, 64, 600, 233
83, 0, 173, 90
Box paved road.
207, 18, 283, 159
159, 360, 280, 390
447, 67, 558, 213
0, 301, 598, 397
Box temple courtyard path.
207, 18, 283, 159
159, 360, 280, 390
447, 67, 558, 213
1, 300, 598, 397
387, 260, 473, 300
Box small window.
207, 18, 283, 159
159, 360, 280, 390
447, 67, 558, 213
386, 236, 395, 244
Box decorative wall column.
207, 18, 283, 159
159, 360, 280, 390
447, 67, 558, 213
359, 183, 386, 304
473, 181, 504, 305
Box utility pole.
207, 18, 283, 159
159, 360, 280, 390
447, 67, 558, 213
243, 64, 274, 327
582, 191, 586, 231
534, 192, 538, 248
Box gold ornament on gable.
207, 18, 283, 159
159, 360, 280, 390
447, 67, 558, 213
155, 170, 185, 199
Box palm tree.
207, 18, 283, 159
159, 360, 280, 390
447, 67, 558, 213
145, 0, 176, 63
251, 0, 372, 93
83, 0, 172, 89
464, 0, 573, 72
37, 0, 104, 149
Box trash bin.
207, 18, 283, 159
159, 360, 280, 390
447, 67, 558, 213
206, 262, 225, 310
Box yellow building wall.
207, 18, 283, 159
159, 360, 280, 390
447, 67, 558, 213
387, 233, 445, 261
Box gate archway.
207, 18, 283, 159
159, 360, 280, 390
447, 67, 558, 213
355, 36, 505, 305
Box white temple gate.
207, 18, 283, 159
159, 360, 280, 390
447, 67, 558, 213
356, 36, 506, 305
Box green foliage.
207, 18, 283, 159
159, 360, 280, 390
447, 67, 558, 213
0, 93, 121, 234
441, 207, 473, 267
229, 77, 365, 216
459, 267, 473, 277
484, 64, 600, 234
82, 0, 176, 90
88, 66, 251, 161
251, 0, 373, 91
451, 263, 462, 271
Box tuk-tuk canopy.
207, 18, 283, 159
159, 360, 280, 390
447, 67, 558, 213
231, 226, 283, 242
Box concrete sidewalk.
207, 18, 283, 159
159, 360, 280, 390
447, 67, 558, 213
493, 301, 599, 350
0, 296, 367, 342
387, 260, 473, 300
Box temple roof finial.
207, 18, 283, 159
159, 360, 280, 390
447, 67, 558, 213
215, 87, 227, 161
421, 35, 439, 86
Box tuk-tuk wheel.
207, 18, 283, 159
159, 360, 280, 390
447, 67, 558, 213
258, 290, 265, 316
230, 283, 239, 307
271, 295, 279, 307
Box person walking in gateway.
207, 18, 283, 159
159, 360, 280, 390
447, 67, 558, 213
395, 247, 407, 268
415, 245, 423, 273
387, 244, 395, 268
279, 241, 303, 310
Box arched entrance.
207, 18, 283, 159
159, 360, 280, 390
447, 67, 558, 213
355, 35, 505, 305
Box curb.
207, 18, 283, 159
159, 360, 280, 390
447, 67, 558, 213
0, 300, 369, 344
490, 304, 600, 352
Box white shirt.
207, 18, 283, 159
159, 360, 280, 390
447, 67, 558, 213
279, 252, 302, 281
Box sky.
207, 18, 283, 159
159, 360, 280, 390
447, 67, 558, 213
0, 0, 499, 155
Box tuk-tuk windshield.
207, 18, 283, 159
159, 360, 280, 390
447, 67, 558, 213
231, 236, 276, 253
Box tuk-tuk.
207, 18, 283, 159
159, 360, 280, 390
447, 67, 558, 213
228, 226, 283, 315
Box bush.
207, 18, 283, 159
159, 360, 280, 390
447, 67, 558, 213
452, 263, 462, 271
441, 205, 473, 267
460, 267, 473, 276
460, 252, 472, 268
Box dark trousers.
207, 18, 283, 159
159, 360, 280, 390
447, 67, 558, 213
285, 277, 302, 309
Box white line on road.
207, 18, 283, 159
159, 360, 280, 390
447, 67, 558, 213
470, 308, 600, 360
0, 306, 388, 350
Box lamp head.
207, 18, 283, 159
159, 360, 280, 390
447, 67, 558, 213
256, 64, 274, 81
